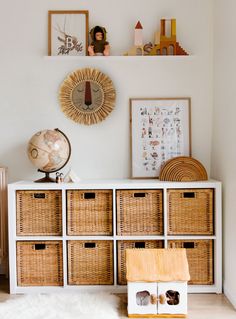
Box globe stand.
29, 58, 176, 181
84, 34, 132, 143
34, 171, 55, 183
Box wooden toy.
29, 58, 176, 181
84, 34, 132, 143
124, 21, 144, 56
149, 19, 188, 55
126, 248, 190, 318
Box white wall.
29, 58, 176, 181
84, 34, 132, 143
212, 0, 236, 308
0, 0, 213, 183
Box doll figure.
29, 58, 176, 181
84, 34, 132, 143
88, 26, 110, 56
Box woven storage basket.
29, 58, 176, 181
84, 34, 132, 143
168, 239, 214, 285
167, 188, 214, 235
16, 190, 62, 236
68, 240, 113, 285
17, 241, 63, 286
117, 240, 164, 285
116, 189, 163, 236
67, 190, 113, 235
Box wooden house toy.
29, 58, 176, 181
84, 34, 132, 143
126, 248, 190, 318
149, 18, 189, 56
124, 21, 144, 56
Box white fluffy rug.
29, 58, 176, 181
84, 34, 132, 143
0, 292, 120, 319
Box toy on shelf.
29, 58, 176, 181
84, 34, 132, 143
64, 168, 81, 183
149, 18, 188, 56
159, 156, 208, 181
88, 26, 110, 56
124, 21, 144, 56
126, 248, 190, 318
124, 18, 189, 56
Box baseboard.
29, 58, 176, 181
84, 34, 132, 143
223, 282, 236, 309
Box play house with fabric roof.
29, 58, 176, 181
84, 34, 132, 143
126, 248, 190, 318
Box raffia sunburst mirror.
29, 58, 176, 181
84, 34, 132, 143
59, 68, 116, 125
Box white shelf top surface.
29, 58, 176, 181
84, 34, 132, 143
8, 178, 221, 190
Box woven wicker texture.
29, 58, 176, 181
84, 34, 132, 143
159, 156, 208, 181
67, 190, 113, 235
16, 190, 62, 236
68, 240, 114, 285
17, 241, 63, 286
168, 240, 213, 285
167, 188, 214, 235
117, 240, 164, 285
59, 68, 116, 126
116, 190, 163, 236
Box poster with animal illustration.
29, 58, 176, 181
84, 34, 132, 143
130, 98, 191, 178
48, 11, 89, 56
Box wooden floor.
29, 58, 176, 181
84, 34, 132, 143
117, 293, 236, 319
0, 276, 235, 318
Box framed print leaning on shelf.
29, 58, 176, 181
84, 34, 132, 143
130, 98, 191, 178
48, 10, 89, 56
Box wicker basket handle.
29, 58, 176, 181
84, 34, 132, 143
34, 244, 46, 250
183, 192, 195, 198
83, 192, 96, 199
33, 193, 46, 199
134, 242, 145, 248
84, 242, 96, 248
183, 242, 195, 249
133, 193, 146, 198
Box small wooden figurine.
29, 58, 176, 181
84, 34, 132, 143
88, 26, 110, 56
149, 19, 188, 55
126, 248, 190, 318
124, 21, 144, 56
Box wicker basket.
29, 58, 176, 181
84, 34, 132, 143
116, 189, 163, 236
117, 240, 164, 285
67, 190, 113, 235
167, 189, 214, 235
168, 239, 214, 285
17, 241, 63, 286
16, 190, 62, 236
68, 240, 114, 285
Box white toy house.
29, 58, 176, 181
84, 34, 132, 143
126, 248, 190, 318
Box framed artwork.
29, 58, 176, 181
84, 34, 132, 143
59, 68, 116, 125
48, 10, 89, 56
130, 98, 191, 178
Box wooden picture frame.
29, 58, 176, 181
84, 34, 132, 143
48, 10, 89, 56
130, 98, 191, 178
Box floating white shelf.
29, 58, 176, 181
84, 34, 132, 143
43, 55, 195, 61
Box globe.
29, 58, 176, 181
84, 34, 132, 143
27, 128, 71, 182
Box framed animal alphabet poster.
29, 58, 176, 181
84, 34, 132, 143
48, 10, 89, 56
130, 98, 191, 178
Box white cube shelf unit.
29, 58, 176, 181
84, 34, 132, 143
8, 179, 222, 294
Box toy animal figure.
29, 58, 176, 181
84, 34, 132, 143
143, 42, 153, 55
88, 26, 110, 56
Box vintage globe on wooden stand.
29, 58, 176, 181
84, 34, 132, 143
27, 128, 71, 182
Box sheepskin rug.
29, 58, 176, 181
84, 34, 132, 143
0, 292, 120, 319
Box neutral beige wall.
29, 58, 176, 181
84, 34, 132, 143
212, 0, 236, 308
0, 0, 213, 182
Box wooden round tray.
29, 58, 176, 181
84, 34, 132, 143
159, 156, 208, 181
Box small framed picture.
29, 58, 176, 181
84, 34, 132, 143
130, 98, 191, 178
48, 10, 89, 56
